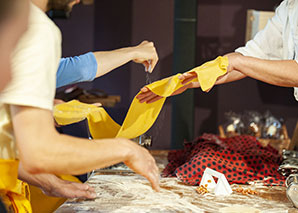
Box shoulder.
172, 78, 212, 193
23, 3, 61, 48
274, 0, 290, 22
12, 4, 62, 64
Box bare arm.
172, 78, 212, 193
12, 105, 160, 191
227, 52, 298, 87
136, 52, 298, 103
181, 52, 298, 87
94, 40, 159, 77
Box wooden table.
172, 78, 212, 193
56, 151, 298, 213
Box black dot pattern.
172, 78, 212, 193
162, 134, 285, 186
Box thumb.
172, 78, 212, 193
143, 61, 150, 72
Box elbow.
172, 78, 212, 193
20, 151, 48, 174
18, 129, 60, 174
22, 161, 43, 174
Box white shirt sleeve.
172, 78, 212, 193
235, 0, 287, 60
0, 21, 61, 110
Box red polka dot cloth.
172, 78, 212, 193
162, 134, 285, 186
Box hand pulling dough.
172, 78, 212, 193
54, 56, 228, 139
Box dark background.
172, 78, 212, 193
54, 0, 297, 150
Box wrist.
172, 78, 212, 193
232, 53, 244, 71
116, 138, 135, 162
33, 173, 55, 192
123, 46, 136, 60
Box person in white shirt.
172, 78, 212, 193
8, 3, 158, 213
137, 0, 298, 103
0, 0, 159, 211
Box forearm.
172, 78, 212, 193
94, 47, 137, 78
232, 54, 298, 87
12, 105, 133, 175
35, 134, 132, 175
22, 131, 132, 175
56, 41, 158, 86
214, 70, 246, 86
94, 41, 158, 77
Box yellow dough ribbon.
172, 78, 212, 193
54, 56, 228, 139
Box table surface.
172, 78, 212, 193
56, 151, 298, 213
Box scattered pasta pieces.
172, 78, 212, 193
233, 186, 259, 195
196, 185, 209, 195
196, 184, 259, 196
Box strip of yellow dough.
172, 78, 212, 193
54, 56, 228, 139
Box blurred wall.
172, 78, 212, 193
55, 0, 297, 150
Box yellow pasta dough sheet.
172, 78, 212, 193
54, 56, 228, 139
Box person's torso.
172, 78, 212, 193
0, 3, 62, 159
283, 0, 298, 100
282, 0, 298, 60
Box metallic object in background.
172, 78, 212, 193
283, 150, 298, 160
279, 150, 298, 176
278, 159, 298, 177
132, 134, 152, 148
286, 174, 298, 208
279, 150, 298, 208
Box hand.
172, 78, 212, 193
53, 99, 65, 106
18, 163, 97, 199
121, 139, 160, 192
136, 72, 200, 104
132, 41, 159, 73
68, 0, 81, 9
91, 102, 102, 107
41, 174, 96, 199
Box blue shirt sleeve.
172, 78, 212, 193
56, 52, 98, 88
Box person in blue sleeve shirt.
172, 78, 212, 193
56, 40, 158, 88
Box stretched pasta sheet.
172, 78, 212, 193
54, 56, 228, 139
